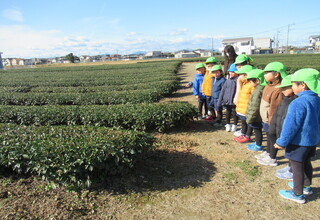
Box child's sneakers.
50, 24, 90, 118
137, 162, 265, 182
255, 151, 269, 159
231, 124, 237, 132
257, 156, 278, 166
233, 130, 243, 137
234, 135, 250, 143
225, 124, 231, 132
278, 190, 306, 204
247, 143, 263, 151
204, 115, 213, 121
288, 182, 313, 195
277, 165, 290, 174
276, 170, 293, 180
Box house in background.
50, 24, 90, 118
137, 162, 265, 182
174, 50, 200, 58
253, 38, 273, 54
220, 37, 273, 55
193, 49, 214, 57
144, 51, 162, 59
309, 35, 320, 50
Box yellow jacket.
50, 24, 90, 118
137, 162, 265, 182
202, 70, 213, 96
236, 81, 254, 115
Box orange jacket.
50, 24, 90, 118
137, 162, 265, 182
236, 81, 254, 115
202, 70, 213, 96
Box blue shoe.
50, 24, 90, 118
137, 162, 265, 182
276, 165, 290, 174
278, 190, 306, 204
247, 142, 256, 147
288, 182, 313, 195
247, 144, 263, 151
276, 170, 293, 180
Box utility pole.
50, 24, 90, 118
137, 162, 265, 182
211, 37, 214, 56
0, 52, 3, 70
286, 23, 295, 54
276, 31, 280, 54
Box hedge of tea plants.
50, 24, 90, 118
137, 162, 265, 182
0, 61, 197, 187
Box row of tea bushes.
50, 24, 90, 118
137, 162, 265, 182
0, 102, 197, 132
0, 124, 154, 187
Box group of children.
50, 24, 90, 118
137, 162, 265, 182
191, 56, 320, 204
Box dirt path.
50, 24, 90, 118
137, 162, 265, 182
121, 62, 320, 219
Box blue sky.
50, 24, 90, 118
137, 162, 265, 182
1, 0, 320, 58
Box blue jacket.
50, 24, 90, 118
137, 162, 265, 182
192, 73, 205, 99
276, 90, 320, 147
217, 76, 238, 106
211, 76, 226, 99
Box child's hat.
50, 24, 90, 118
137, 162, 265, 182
235, 65, 254, 74
263, 62, 287, 79
246, 69, 267, 86
234, 54, 253, 64
227, 63, 237, 72
205, 57, 218, 64
291, 68, 320, 94
195, 63, 206, 69
211, 65, 222, 72
275, 75, 292, 88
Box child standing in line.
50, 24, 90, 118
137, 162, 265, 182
202, 57, 218, 121
209, 65, 226, 125
192, 63, 208, 120
275, 68, 320, 204
254, 62, 287, 155
257, 75, 297, 170
244, 69, 267, 150
232, 65, 255, 142
217, 63, 239, 132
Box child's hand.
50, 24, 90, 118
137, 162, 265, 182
195, 95, 199, 99
274, 143, 284, 149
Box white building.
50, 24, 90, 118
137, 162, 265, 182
309, 35, 320, 50
144, 51, 162, 58
174, 51, 200, 58
220, 37, 273, 55
193, 49, 214, 57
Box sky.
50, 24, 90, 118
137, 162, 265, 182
1, 0, 320, 58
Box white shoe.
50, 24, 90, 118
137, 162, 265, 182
254, 151, 269, 160
233, 130, 242, 137
257, 156, 278, 166
225, 124, 231, 132
231, 124, 237, 132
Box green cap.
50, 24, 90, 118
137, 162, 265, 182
275, 75, 293, 88
235, 65, 254, 74
205, 57, 218, 64
263, 62, 288, 79
291, 68, 320, 94
246, 69, 267, 86
210, 65, 222, 72
195, 63, 205, 69
234, 54, 253, 64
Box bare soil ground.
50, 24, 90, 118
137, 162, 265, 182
0, 62, 319, 219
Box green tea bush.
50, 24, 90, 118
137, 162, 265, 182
0, 124, 154, 187
0, 102, 197, 132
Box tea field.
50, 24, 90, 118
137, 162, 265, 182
0, 61, 197, 187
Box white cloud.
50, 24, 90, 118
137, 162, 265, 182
126, 32, 137, 36
169, 28, 188, 36
2, 9, 24, 22
193, 34, 225, 39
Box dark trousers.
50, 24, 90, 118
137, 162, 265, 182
225, 106, 238, 125
198, 98, 208, 117
290, 156, 313, 195
268, 132, 278, 159
205, 96, 216, 118
253, 128, 262, 146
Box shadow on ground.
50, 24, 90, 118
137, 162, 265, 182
93, 149, 216, 194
